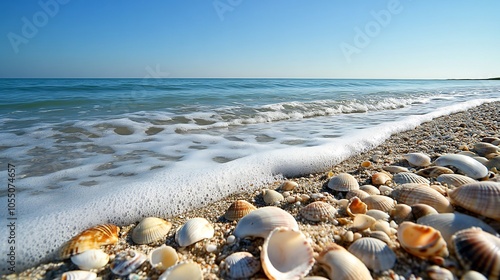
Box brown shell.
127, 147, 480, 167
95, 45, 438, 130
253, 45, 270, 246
371, 172, 392, 186
416, 166, 454, 178
397, 222, 448, 259
391, 184, 453, 213
60, 224, 120, 259
474, 142, 500, 157
327, 173, 359, 192
345, 189, 370, 200
362, 195, 396, 212
436, 174, 477, 187
393, 172, 430, 185
299, 201, 337, 222
448, 182, 500, 220
224, 200, 257, 221
280, 180, 298, 191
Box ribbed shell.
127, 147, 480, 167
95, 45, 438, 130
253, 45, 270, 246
60, 224, 120, 259
348, 237, 396, 272
262, 189, 284, 205
110, 250, 147, 276
393, 172, 430, 185
132, 217, 172, 245
61, 271, 97, 280
299, 201, 337, 222
224, 252, 260, 279
436, 174, 477, 187
474, 142, 500, 156
391, 184, 454, 213
371, 172, 392, 186
452, 228, 500, 279
362, 195, 396, 212
360, 185, 381, 195
70, 249, 109, 270
416, 166, 454, 178
175, 217, 214, 247
403, 152, 431, 167
382, 165, 409, 173
346, 189, 370, 200
224, 200, 257, 221
448, 181, 500, 220
435, 154, 488, 179
327, 173, 359, 191
317, 243, 373, 280
397, 222, 448, 259
233, 206, 299, 239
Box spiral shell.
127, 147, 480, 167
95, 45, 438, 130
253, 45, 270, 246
416, 166, 454, 178
435, 154, 488, 179
175, 217, 215, 247
397, 222, 448, 259
362, 195, 396, 212
436, 174, 477, 187
299, 201, 337, 222
110, 250, 147, 276
317, 243, 373, 280
403, 152, 431, 167
348, 237, 396, 272
393, 172, 430, 185
448, 181, 500, 220
327, 173, 359, 191
61, 271, 97, 280
224, 200, 257, 221
148, 245, 178, 271
70, 249, 109, 270
60, 224, 120, 259
391, 184, 453, 213
223, 252, 260, 279
234, 206, 299, 239
132, 217, 172, 245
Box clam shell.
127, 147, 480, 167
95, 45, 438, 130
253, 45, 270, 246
60, 224, 120, 259
149, 245, 178, 271
233, 206, 299, 238
351, 214, 376, 231
416, 166, 454, 178
461, 270, 488, 280
159, 262, 203, 280
487, 156, 500, 170
393, 172, 430, 185
371, 172, 392, 186
382, 165, 409, 173
482, 136, 500, 143
132, 217, 172, 245
70, 249, 109, 270
411, 203, 438, 220
224, 200, 257, 221
61, 271, 97, 280
390, 204, 414, 223
397, 221, 448, 259
223, 252, 260, 279
369, 230, 392, 245
110, 250, 147, 276
261, 227, 315, 280
327, 173, 359, 191
317, 243, 373, 280
346, 197, 367, 217
391, 184, 454, 213
427, 265, 455, 280
436, 173, 477, 187
474, 142, 500, 156
452, 227, 500, 279
435, 154, 489, 179
280, 180, 298, 191
448, 181, 500, 220
360, 185, 380, 195
403, 152, 431, 167
348, 237, 396, 272
175, 217, 214, 247
262, 189, 284, 205
366, 209, 390, 221
362, 195, 396, 212
299, 201, 337, 222
346, 189, 370, 200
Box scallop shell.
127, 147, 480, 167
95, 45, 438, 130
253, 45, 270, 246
233, 206, 299, 238
159, 262, 203, 280
362, 195, 396, 212
417, 213, 497, 248
436, 174, 477, 187
360, 185, 381, 195
175, 217, 214, 247
346, 197, 368, 217
224, 200, 257, 221
393, 172, 430, 185
448, 181, 500, 220
280, 180, 298, 191
110, 250, 147, 276
317, 243, 373, 280
391, 184, 454, 213
371, 172, 392, 186
327, 173, 359, 191
261, 227, 315, 280
299, 201, 337, 222
411, 203, 438, 220
397, 221, 448, 259
404, 152, 432, 167
148, 245, 178, 271
60, 224, 120, 259
348, 237, 396, 272
452, 227, 500, 279
345, 189, 370, 200
390, 204, 414, 223
435, 154, 489, 179
474, 142, 500, 156
223, 252, 260, 279
132, 217, 172, 245
382, 165, 409, 173
61, 271, 97, 280
262, 189, 284, 205
70, 249, 109, 270
416, 166, 454, 178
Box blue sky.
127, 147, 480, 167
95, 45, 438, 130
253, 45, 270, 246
1, 0, 499, 79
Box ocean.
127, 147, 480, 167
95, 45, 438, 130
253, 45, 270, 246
1, 78, 499, 272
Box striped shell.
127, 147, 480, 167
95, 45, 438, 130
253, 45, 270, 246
360, 185, 381, 195
371, 172, 392, 186
362, 195, 396, 212
223, 252, 260, 279
436, 174, 477, 187
452, 227, 500, 279
60, 224, 120, 259
233, 206, 299, 239
403, 152, 432, 167
393, 172, 430, 185
262, 189, 284, 205
61, 271, 97, 280
391, 184, 454, 213
159, 262, 203, 280
175, 217, 214, 247
346, 189, 370, 200
346, 197, 367, 217
348, 237, 396, 272
110, 250, 147, 276
416, 166, 454, 178
382, 165, 409, 173
224, 200, 257, 221
299, 201, 337, 222
70, 249, 109, 270
435, 154, 488, 179
317, 243, 373, 280
397, 222, 448, 259
132, 217, 172, 245
327, 173, 359, 191
474, 142, 500, 156
148, 245, 178, 271
448, 181, 500, 220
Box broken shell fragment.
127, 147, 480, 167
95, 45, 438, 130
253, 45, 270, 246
327, 173, 359, 191
448, 181, 500, 220
110, 250, 147, 276
351, 214, 376, 231
299, 201, 337, 222
317, 243, 373, 280
70, 249, 109, 270
403, 152, 432, 167
175, 217, 215, 247
223, 252, 260, 279
224, 200, 257, 221
435, 154, 489, 179
348, 237, 396, 272
234, 206, 299, 239
149, 245, 178, 272
132, 217, 172, 245
60, 224, 120, 259
397, 222, 448, 259
346, 197, 367, 217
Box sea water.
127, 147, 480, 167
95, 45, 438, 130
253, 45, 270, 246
0, 78, 499, 272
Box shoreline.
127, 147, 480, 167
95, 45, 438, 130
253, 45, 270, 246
5, 101, 500, 279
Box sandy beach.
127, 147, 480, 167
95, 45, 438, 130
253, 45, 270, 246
5, 101, 500, 280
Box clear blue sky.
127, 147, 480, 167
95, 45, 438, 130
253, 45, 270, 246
1, 0, 499, 79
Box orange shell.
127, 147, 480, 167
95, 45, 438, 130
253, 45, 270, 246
60, 224, 120, 259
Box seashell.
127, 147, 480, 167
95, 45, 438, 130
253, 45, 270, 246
359, 185, 380, 195
261, 227, 315, 279
448, 181, 500, 220
262, 189, 284, 205
346, 197, 367, 217
417, 213, 497, 248
403, 152, 432, 167
416, 166, 454, 178
110, 250, 147, 276
366, 209, 390, 221
427, 265, 455, 280
429, 184, 447, 196
391, 184, 454, 213
224, 200, 257, 221
362, 195, 396, 212
369, 230, 392, 244
397, 221, 448, 259
461, 270, 488, 280
378, 185, 393, 195
148, 245, 178, 271
390, 204, 413, 223
452, 227, 500, 279
280, 180, 298, 191
159, 262, 203, 280
60, 224, 120, 259
132, 217, 172, 245
382, 165, 409, 173
348, 237, 396, 272
70, 249, 109, 270
317, 243, 373, 280
303, 277, 330, 280
482, 136, 500, 143
327, 173, 359, 192
474, 142, 500, 157
61, 271, 97, 280
223, 252, 260, 279
411, 203, 438, 220
435, 154, 489, 179
350, 214, 376, 231
345, 189, 370, 200
299, 201, 337, 222
393, 172, 430, 185
487, 156, 500, 170
473, 156, 490, 166
233, 206, 299, 239
175, 217, 214, 247
459, 150, 478, 157
360, 160, 373, 168
371, 172, 392, 186
371, 220, 393, 236
436, 174, 477, 187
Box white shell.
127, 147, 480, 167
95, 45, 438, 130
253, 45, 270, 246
351, 214, 376, 231
359, 185, 380, 195
362, 195, 396, 212
393, 172, 430, 185
159, 262, 203, 280
435, 154, 489, 179
70, 249, 109, 270
317, 243, 373, 280
328, 173, 359, 191
132, 217, 172, 245
233, 206, 299, 239
436, 174, 477, 187
403, 152, 432, 167
382, 165, 409, 173
366, 209, 390, 221
61, 271, 97, 280
348, 237, 396, 272
461, 270, 488, 280
223, 252, 260, 279
346, 189, 370, 200
148, 245, 178, 271
175, 217, 214, 247
110, 250, 147, 276
262, 189, 284, 205
261, 227, 315, 280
